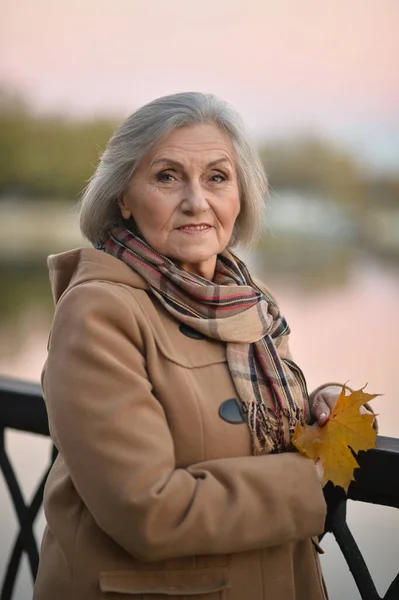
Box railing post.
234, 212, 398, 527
0, 377, 56, 600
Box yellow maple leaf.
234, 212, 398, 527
292, 386, 379, 492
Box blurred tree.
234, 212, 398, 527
0, 86, 397, 209
0, 86, 32, 194
23, 116, 117, 198
0, 86, 117, 199
258, 136, 366, 215
366, 175, 399, 207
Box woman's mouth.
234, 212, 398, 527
177, 224, 212, 234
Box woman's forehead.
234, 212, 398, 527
143, 124, 236, 168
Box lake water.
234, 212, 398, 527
1, 246, 398, 600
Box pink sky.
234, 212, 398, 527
2, 0, 399, 168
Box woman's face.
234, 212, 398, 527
118, 123, 240, 280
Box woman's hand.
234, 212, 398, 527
311, 384, 370, 427
311, 385, 343, 427
311, 384, 375, 488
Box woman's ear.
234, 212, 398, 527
117, 194, 132, 220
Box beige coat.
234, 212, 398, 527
34, 248, 329, 600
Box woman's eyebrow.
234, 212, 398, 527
151, 157, 232, 169
207, 157, 232, 168
151, 158, 184, 169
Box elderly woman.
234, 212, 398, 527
34, 92, 343, 600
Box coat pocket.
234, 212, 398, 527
99, 567, 229, 598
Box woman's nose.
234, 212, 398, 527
180, 182, 209, 213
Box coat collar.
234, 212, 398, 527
48, 247, 148, 305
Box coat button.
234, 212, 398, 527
219, 398, 245, 424
179, 323, 205, 340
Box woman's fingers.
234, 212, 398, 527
311, 385, 343, 426
312, 393, 334, 424
313, 401, 330, 425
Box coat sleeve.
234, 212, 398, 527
43, 281, 327, 562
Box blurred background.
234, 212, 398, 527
1, 1, 398, 598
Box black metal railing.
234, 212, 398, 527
0, 377, 57, 600
322, 436, 399, 600
1, 376, 399, 600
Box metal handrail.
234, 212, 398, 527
1, 376, 398, 600
322, 436, 399, 600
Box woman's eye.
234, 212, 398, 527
157, 171, 175, 182
210, 173, 226, 183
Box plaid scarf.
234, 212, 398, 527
104, 225, 310, 454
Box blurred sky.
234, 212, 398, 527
2, 0, 399, 171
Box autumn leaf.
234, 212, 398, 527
292, 386, 379, 492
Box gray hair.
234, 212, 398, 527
79, 92, 268, 247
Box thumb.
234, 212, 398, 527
312, 399, 331, 425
